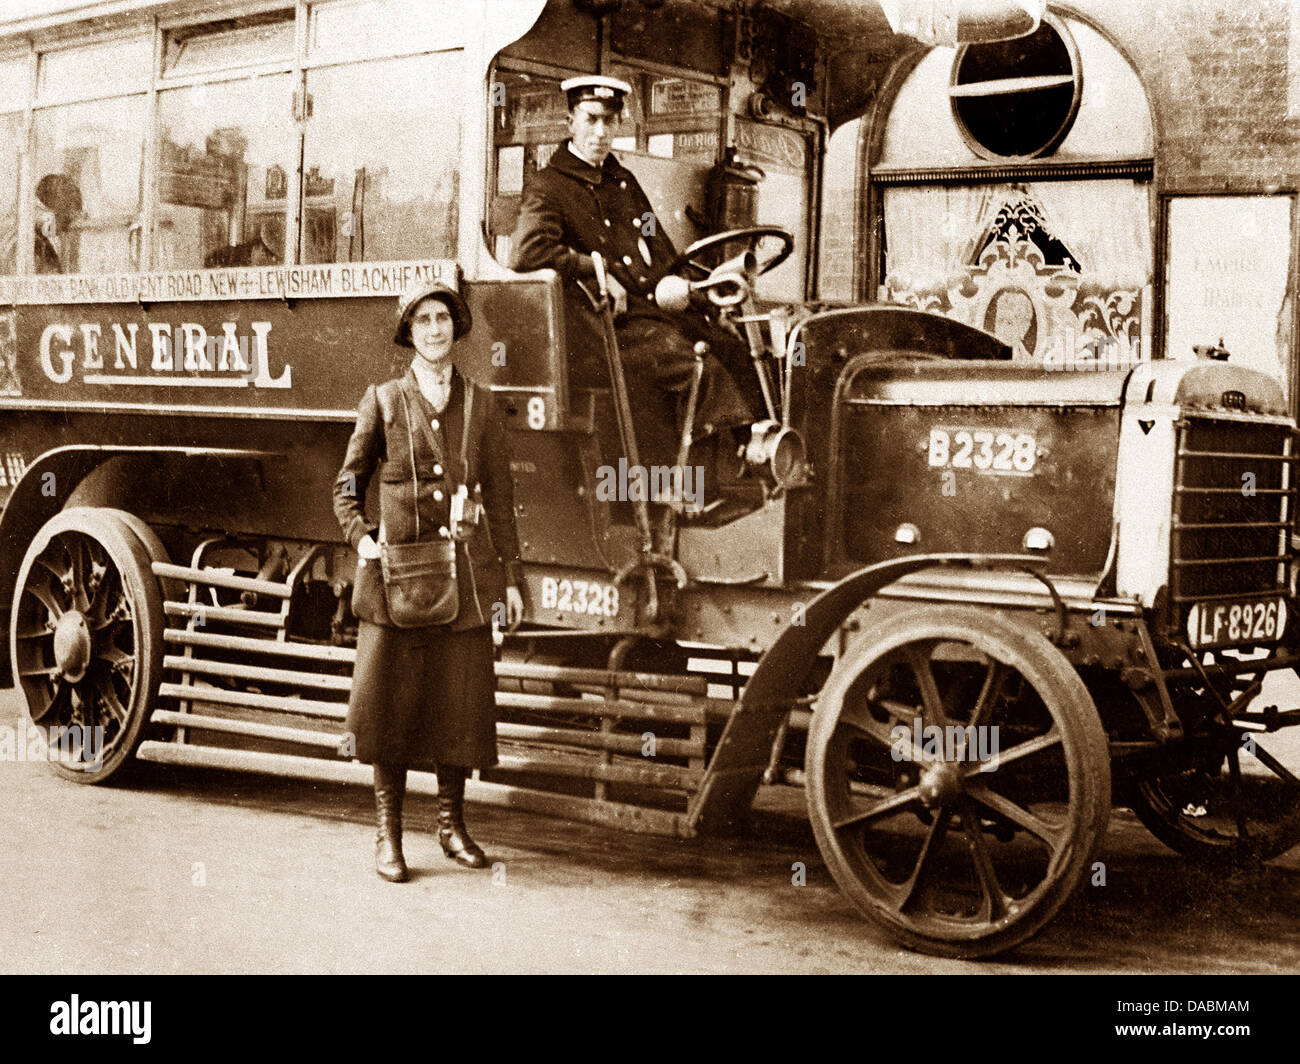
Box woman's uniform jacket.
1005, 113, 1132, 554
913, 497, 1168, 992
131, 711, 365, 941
333, 366, 522, 631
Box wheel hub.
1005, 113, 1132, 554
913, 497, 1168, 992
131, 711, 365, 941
917, 761, 963, 808
53, 610, 92, 683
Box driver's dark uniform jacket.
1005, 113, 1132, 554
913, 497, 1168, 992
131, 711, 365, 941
509, 141, 757, 441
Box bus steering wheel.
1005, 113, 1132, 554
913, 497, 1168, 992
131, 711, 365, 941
667, 225, 794, 282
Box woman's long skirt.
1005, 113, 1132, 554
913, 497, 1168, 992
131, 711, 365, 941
345, 621, 498, 769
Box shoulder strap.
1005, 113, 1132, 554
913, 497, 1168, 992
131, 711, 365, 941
372, 380, 393, 422
460, 381, 474, 485
396, 386, 421, 541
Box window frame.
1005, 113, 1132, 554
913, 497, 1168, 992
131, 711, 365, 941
298, 47, 465, 265
4, 43, 36, 276
150, 69, 299, 270
948, 11, 1083, 164
0, 0, 471, 280
864, 14, 1156, 309
160, 10, 296, 83
29, 91, 152, 273
34, 31, 153, 106
301, 0, 464, 70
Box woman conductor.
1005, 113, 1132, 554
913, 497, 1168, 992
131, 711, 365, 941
334, 279, 524, 882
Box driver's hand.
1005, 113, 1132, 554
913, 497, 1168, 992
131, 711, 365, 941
607, 274, 628, 317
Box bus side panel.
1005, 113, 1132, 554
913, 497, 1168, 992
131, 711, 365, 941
10, 297, 399, 410
0, 409, 357, 544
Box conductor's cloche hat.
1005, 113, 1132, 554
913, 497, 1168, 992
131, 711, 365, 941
562, 74, 632, 112
394, 278, 472, 346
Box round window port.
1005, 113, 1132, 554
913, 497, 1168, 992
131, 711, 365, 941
949, 13, 1082, 161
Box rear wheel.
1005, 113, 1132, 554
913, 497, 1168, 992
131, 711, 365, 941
806, 606, 1110, 958
9, 507, 167, 783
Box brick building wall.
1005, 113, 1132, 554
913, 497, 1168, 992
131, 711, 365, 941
1071, 0, 1299, 191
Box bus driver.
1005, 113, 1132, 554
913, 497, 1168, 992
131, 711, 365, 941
509, 76, 760, 465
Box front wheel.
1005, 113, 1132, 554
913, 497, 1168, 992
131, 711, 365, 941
805, 606, 1110, 958
1127, 665, 1300, 864
10, 507, 167, 783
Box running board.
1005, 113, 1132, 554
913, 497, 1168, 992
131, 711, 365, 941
135, 741, 689, 836
148, 554, 719, 836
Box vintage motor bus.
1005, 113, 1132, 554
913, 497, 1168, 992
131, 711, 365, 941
1, 0, 1298, 958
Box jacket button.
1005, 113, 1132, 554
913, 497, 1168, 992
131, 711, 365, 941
433, 464, 443, 476
430, 418, 439, 430
622, 255, 633, 266
434, 490, 444, 502
604, 219, 611, 227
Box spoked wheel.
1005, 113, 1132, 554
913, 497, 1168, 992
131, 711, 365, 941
806, 606, 1110, 958
10, 507, 167, 783
1128, 660, 1300, 864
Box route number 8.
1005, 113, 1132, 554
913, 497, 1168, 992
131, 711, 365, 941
526, 396, 547, 429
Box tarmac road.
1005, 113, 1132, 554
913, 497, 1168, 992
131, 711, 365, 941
1, 686, 1298, 975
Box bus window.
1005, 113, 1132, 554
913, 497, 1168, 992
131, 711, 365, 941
31, 96, 146, 274
818, 117, 861, 303
36, 36, 149, 104
153, 76, 295, 270
0, 112, 19, 274
606, 63, 722, 253
306, 0, 463, 64
164, 10, 294, 77
152, 13, 296, 271
300, 51, 462, 264
489, 69, 569, 264
0, 52, 26, 109
733, 118, 809, 302
0, 52, 24, 273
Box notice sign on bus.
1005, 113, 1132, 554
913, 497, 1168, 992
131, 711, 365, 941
0, 259, 458, 306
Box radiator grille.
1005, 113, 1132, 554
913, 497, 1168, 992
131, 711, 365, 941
1170, 418, 1295, 607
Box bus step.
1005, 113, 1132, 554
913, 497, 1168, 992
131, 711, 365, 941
133, 742, 688, 837
150, 709, 343, 749
158, 682, 347, 720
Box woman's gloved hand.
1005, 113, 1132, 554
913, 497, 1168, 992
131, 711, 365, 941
358, 533, 381, 561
